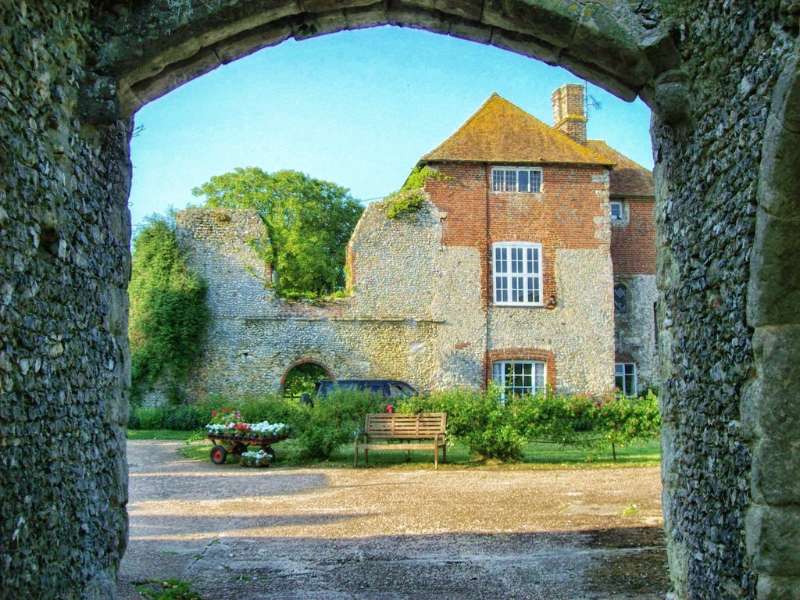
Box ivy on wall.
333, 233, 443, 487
384, 166, 450, 219
129, 215, 209, 403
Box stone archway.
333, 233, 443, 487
280, 357, 334, 398
2, 2, 799, 599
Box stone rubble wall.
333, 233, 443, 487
615, 274, 658, 390
652, 3, 798, 597
0, 3, 129, 598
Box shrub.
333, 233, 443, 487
133, 407, 166, 430
295, 389, 386, 459
511, 393, 600, 446
399, 387, 524, 461
162, 405, 204, 431
596, 390, 661, 458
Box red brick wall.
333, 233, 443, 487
424, 161, 609, 306
610, 199, 656, 275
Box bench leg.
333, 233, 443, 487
364, 448, 369, 466
434, 443, 438, 469
442, 443, 447, 464
353, 440, 358, 467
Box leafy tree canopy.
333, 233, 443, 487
192, 167, 363, 299
129, 215, 209, 402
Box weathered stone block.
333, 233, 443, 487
757, 575, 800, 600
489, 29, 558, 65
750, 325, 800, 441
481, 0, 581, 49
746, 505, 800, 576
747, 211, 800, 328
751, 438, 800, 505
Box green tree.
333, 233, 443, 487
129, 215, 209, 402
192, 167, 363, 298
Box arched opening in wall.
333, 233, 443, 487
281, 360, 333, 400
115, 6, 668, 598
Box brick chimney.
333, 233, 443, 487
551, 83, 587, 145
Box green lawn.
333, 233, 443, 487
128, 429, 660, 469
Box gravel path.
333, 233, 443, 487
119, 440, 668, 599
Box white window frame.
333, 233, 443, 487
615, 362, 638, 396
610, 201, 625, 224
491, 166, 543, 193
492, 242, 544, 306
492, 360, 547, 399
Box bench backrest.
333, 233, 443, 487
364, 412, 447, 439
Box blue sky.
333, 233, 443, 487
130, 26, 653, 230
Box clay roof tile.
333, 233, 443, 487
586, 140, 654, 198
420, 93, 614, 166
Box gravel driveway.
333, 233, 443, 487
119, 440, 668, 599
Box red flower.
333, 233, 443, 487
386, 404, 394, 413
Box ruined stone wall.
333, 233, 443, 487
0, 3, 129, 597
176, 206, 447, 396
653, 2, 798, 597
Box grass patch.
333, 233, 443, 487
127, 429, 201, 441
135, 579, 202, 600
175, 434, 660, 470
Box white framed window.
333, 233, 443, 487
492, 360, 546, 398
610, 201, 625, 223
615, 363, 637, 396
491, 167, 543, 193
492, 242, 543, 306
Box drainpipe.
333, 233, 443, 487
484, 162, 491, 389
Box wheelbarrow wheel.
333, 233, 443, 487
210, 445, 228, 465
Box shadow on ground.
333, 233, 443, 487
120, 440, 668, 599
121, 528, 668, 600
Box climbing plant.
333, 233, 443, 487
129, 215, 209, 403
384, 165, 450, 219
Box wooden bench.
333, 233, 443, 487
353, 412, 447, 468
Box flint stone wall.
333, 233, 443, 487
615, 274, 658, 390
175, 204, 616, 398
0, 3, 130, 598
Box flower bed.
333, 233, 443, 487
205, 409, 289, 439
239, 449, 271, 468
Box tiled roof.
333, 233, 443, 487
586, 140, 654, 198
421, 93, 614, 166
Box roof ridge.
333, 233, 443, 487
421, 93, 614, 166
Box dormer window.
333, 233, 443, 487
491, 167, 542, 193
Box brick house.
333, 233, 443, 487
173, 84, 655, 401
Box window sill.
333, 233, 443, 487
493, 302, 546, 308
